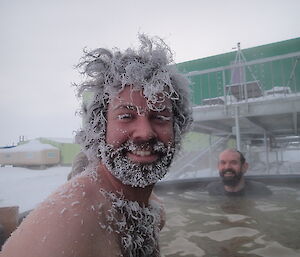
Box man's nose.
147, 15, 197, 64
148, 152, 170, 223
132, 117, 157, 141
224, 162, 232, 170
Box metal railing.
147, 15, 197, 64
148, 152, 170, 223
188, 51, 300, 106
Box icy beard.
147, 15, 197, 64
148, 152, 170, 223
100, 139, 176, 188
103, 190, 161, 257
220, 168, 243, 187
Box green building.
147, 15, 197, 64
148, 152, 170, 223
39, 137, 80, 166
167, 37, 300, 177
177, 37, 300, 105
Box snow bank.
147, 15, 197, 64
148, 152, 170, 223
0, 166, 70, 212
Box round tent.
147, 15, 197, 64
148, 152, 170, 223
0, 140, 60, 167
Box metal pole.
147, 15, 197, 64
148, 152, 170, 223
234, 105, 241, 151
209, 135, 213, 176
264, 132, 270, 174
275, 150, 279, 174
222, 70, 227, 106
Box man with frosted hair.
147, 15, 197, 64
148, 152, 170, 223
1, 34, 192, 257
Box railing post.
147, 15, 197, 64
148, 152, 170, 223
209, 135, 213, 176
234, 105, 241, 151
264, 132, 270, 174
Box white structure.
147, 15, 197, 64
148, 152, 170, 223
0, 140, 60, 168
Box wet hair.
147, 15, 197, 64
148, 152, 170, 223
74, 34, 193, 161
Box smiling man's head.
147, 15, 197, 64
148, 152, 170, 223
218, 149, 248, 187
75, 34, 192, 187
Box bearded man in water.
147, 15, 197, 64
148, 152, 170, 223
207, 149, 272, 196
1, 34, 192, 257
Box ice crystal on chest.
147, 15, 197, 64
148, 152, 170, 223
103, 191, 161, 257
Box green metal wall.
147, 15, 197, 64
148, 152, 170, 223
39, 138, 80, 165
177, 37, 300, 105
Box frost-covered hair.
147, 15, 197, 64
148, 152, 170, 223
75, 34, 192, 161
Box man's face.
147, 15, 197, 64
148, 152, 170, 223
218, 151, 246, 187
102, 86, 175, 187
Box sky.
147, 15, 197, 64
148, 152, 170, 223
0, 0, 299, 146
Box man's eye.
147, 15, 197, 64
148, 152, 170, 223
117, 113, 132, 120
153, 115, 172, 122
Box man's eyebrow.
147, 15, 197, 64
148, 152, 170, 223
111, 104, 137, 111
111, 103, 173, 114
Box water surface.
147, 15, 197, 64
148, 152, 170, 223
157, 183, 300, 257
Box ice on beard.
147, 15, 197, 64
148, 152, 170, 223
102, 191, 161, 257
101, 140, 175, 188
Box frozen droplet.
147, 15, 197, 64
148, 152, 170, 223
71, 201, 80, 206
60, 208, 67, 214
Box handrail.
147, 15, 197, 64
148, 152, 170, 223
186, 51, 300, 77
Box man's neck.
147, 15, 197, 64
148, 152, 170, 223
97, 163, 154, 206
224, 177, 245, 193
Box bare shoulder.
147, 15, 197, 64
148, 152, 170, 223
1, 175, 119, 257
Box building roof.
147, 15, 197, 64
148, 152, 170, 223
0, 140, 58, 153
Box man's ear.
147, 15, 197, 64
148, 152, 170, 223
217, 162, 221, 172
242, 162, 248, 174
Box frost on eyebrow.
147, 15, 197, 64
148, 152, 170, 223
111, 102, 173, 118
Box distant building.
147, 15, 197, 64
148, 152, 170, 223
167, 37, 300, 178
0, 138, 81, 168
177, 37, 300, 105
0, 140, 60, 168
39, 137, 80, 166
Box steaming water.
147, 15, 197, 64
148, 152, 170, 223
1, 167, 300, 256
158, 184, 300, 257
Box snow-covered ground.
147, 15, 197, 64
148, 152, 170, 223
0, 166, 70, 212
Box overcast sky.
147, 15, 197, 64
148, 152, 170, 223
0, 0, 299, 146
